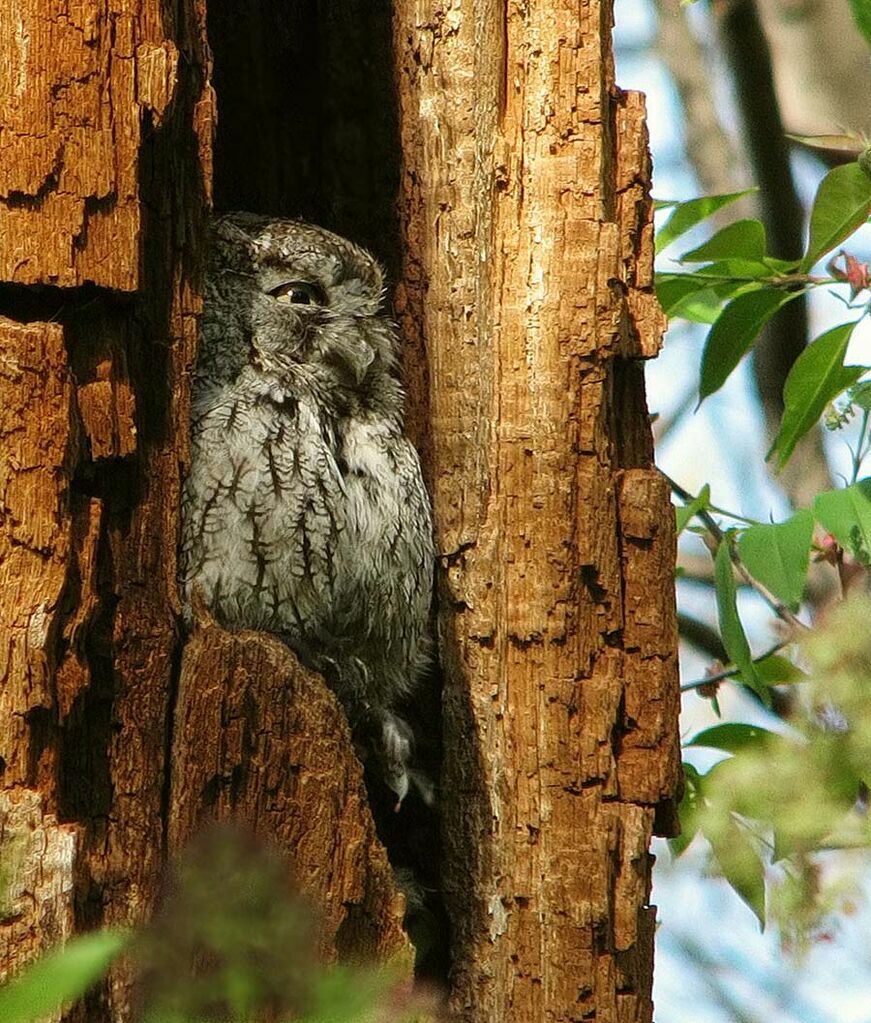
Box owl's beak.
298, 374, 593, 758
353, 346, 376, 384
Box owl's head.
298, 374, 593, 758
202, 213, 400, 401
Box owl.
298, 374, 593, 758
180, 213, 435, 802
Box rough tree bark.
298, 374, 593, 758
0, 2, 678, 1022
393, 3, 680, 1020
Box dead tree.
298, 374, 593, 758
0, 2, 679, 1021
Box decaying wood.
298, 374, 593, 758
0, 317, 76, 794
0, 789, 78, 1008
172, 620, 411, 967
0, 3, 208, 1014
394, 2, 679, 1020
0, 2, 140, 289
1, 0, 679, 1019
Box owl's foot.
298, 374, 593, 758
380, 711, 413, 807
379, 712, 438, 810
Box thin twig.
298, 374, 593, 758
729, 548, 808, 633
670, 476, 760, 525
680, 640, 791, 692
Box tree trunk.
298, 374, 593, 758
0, 2, 678, 1022
0, 6, 215, 1016
393, 3, 680, 1020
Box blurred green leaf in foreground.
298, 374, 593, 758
0, 825, 439, 1023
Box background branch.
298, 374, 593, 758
714, 0, 833, 508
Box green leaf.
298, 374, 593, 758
699, 288, 802, 401
772, 826, 794, 864
655, 274, 709, 315
714, 539, 765, 699
802, 162, 871, 269
680, 219, 767, 263
752, 653, 806, 685
686, 723, 777, 754
670, 291, 733, 325
736, 510, 814, 611
298, 967, 390, 1023
0, 930, 129, 1023
656, 189, 758, 254
675, 484, 710, 534
814, 479, 871, 564
849, 379, 871, 410
672, 281, 760, 325
848, 0, 871, 52
703, 815, 767, 928
670, 763, 704, 857
769, 321, 865, 468
687, 257, 794, 280
656, 272, 751, 324
787, 131, 867, 157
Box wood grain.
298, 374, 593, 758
394, 2, 679, 1019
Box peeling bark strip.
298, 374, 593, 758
0, 3, 133, 288
0, 317, 75, 789
394, 1, 679, 1020
0, 790, 78, 1002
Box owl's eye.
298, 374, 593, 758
269, 280, 326, 306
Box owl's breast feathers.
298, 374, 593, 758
181, 383, 432, 680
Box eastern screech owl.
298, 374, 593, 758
180, 213, 435, 802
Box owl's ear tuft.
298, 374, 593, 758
209, 214, 274, 280
211, 214, 261, 253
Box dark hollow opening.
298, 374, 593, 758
205, 0, 449, 990
208, 0, 402, 283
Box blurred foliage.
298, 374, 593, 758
661, 154, 871, 948
0, 930, 130, 1023
676, 599, 871, 948
849, 0, 871, 50
0, 826, 437, 1023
